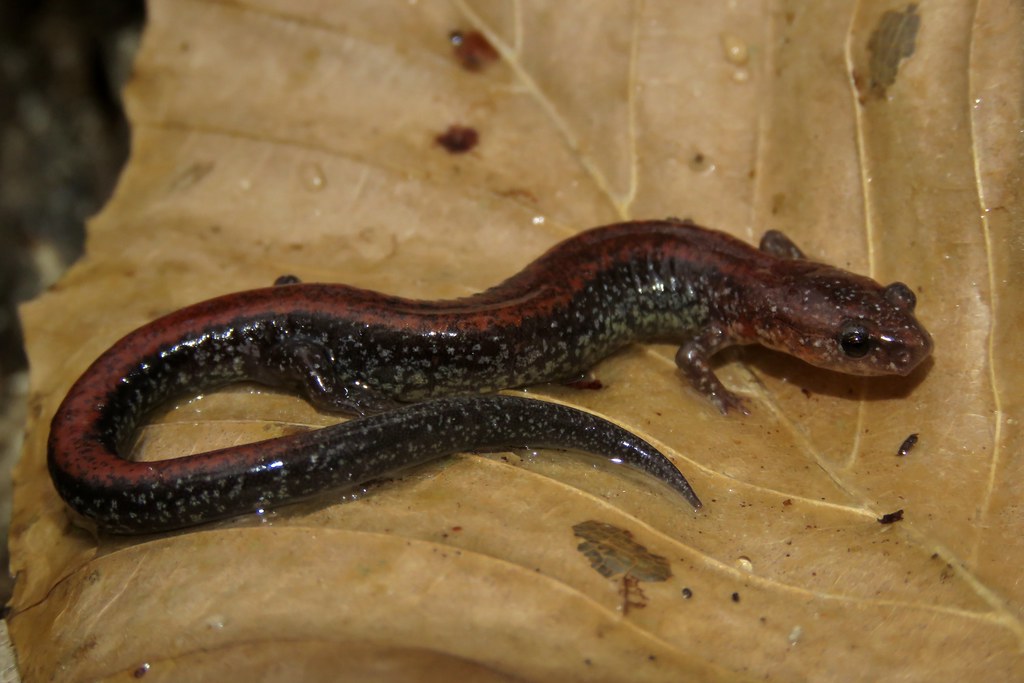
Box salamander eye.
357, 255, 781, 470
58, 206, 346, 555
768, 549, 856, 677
838, 323, 872, 358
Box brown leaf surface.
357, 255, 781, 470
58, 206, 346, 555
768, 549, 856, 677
9, 0, 1024, 680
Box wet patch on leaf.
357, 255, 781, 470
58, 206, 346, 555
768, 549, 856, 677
865, 4, 920, 99
572, 520, 672, 615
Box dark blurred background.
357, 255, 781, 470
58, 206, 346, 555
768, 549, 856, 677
0, 0, 145, 604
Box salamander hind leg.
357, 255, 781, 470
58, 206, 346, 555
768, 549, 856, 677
257, 338, 402, 415
759, 230, 806, 259
675, 328, 749, 415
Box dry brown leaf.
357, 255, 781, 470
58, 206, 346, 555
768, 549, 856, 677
9, 0, 1024, 680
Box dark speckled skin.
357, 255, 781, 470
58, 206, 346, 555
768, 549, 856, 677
47, 219, 933, 534
49, 395, 699, 534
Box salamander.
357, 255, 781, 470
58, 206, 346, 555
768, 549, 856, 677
47, 219, 933, 534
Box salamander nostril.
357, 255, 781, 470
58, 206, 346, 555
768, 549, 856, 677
884, 282, 917, 311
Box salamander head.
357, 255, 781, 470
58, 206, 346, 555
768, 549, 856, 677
756, 263, 933, 377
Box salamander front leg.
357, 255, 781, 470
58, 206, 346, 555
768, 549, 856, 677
759, 230, 806, 259
258, 338, 402, 415
675, 327, 749, 415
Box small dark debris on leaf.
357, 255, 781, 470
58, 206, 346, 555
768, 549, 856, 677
436, 125, 479, 153
731, 592, 740, 603
896, 433, 919, 456
449, 30, 499, 71
877, 509, 904, 524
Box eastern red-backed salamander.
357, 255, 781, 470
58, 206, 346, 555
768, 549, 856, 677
48, 219, 932, 534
